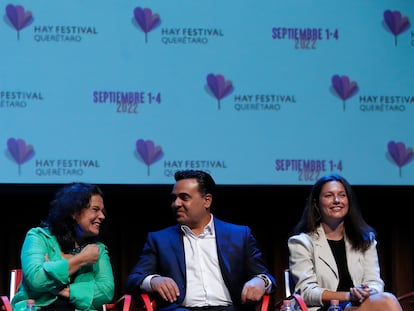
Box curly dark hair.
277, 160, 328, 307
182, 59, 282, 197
40, 182, 105, 253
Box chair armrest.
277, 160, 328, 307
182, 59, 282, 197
1, 294, 132, 311
292, 293, 308, 311
259, 294, 271, 311
104, 294, 132, 311
275, 294, 308, 311
1, 296, 12, 311
135, 293, 273, 311
138, 293, 156, 311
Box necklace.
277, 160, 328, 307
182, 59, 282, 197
69, 244, 87, 255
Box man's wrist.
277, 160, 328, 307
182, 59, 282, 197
141, 274, 160, 292
256, 274, 271, 288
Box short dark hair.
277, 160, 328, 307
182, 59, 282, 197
174, 170, 216, 197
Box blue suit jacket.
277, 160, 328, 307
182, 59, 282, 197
126, 217, 276, 311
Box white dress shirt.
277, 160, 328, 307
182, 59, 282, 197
181, 215, 232, 307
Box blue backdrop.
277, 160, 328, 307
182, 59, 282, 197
1, 0, 413, 185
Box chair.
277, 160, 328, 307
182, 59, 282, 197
279, 269, 414, 311
1, 269, 22, 311
135, 292, 272, 311
0, 269, 131, 311
274, 269, 308, 311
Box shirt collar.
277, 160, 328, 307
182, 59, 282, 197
180, 214, 214, 236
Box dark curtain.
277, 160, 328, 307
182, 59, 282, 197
1, 185, 413, 306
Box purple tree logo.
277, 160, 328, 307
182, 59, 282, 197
386, 140, 414, 177
135, 139, 164, 176
5, 4, 34, 40
6, 137, 35, 175
133, 7, 161, 43
330, 75, 359, 111
383, 10, 410, 46
206, 73, 234, 110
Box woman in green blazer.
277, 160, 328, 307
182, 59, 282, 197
12, 182, 114, 311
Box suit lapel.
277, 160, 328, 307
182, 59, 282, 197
315, 226, 339, 278
169, 225, 186, 279
214, 218, 231, 275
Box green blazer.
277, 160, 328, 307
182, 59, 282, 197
12, 227, 114, 311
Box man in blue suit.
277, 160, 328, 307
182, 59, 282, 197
126, 169, 277, 311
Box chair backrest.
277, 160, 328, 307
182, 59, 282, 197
9, 269, 22, 303
284, 269, 292, 298
0, 269, 20, 311
277, 269, 308, 311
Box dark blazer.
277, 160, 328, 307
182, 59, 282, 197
126, 217, 277, 311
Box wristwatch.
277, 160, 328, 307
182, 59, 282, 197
256, 274, 270, 288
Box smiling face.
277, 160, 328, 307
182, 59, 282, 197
171, 178, 212, 232
73, 194, 105, 237
318, 180, 349, 225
